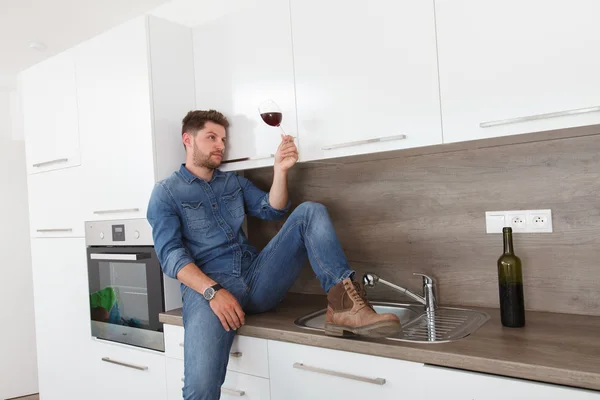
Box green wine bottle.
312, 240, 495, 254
497, 227, 525, 327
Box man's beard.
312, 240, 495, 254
192, 144, 222, 169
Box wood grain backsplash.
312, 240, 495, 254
245, 133, 600, 316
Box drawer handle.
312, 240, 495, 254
179, 342, 184, 347
230, 351, 242, 358
479, 105, 600, 128
32, 158, 68, 168
293, 362, 385, 386
221, 154, 274, 164
36, 228, 73, 233
101, 357, 148, 371
90, 253, 151, 261
322, 134, 407, 151
222, 388, 245, 396
93, 208, 140, 215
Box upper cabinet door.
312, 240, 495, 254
436, 0, 600, 144
291, 0, 442, 162
192, 0, 297, 172
20, 51, 81, 173
75, 17, 155, 221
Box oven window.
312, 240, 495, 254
90, 261, 150, 329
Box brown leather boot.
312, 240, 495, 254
325, 278, 401, 337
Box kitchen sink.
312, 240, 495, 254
294, 301, 490, 343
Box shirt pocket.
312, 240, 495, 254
222, 187, 245, 219
181, 201, 211, 231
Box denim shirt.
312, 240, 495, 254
147, 164, 290, 279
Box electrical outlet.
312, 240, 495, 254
508, 214, 527, 232
485, 209, 553, 233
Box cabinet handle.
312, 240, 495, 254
230, 351, 242, 358
90, 253, 150, 261
221, 154, 274, 164
292, 362, 386, 385
221, 388, 246, 396
101, 357, 148, 371
179, 342, 184, 347
32, 158, 68, 168
36, 228, 73, 233
93, 208, 140, 215
479, 106, 600, 128
322, 134, 407, 151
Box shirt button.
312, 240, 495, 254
228, 234, 233, 238
212, 204, 217, 208
219, 221, 223, 225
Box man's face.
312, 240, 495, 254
187, 121, 227, 169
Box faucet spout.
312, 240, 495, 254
362, 272, 437, 312
362, 273, 426, 305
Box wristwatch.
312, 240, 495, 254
203, 283, 222, 301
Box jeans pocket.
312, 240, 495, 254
222, 188, 245, 219
181, 201, 211, 231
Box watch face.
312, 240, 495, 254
203, 287, 215, 301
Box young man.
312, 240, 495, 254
147, 110, 400, 399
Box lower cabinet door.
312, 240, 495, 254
89, 339, 167, 400
167, 357, 271, 400
268, 339, 424, 400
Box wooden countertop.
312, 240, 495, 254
159, 293, 600, 392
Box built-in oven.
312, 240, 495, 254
85, 218, 181, 352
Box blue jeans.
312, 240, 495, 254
181, 202, 354, 399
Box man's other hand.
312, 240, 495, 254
209, 289, 245, 332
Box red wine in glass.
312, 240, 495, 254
260, 112, 283, 127
258, 99, 289, 136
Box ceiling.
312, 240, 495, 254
0, 0, 170, 88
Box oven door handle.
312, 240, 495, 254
90, 253, 151, 261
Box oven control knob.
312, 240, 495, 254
134, 230, 140, 239
99, 232, 104, 239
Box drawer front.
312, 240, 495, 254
222, 370, 271, 400
165, 325, 269, 378
91, 339, 167, 400
166, 357, 185, 400
167, 358, 270, 400
164, 324, 185, 360
228, 336, 269, 378
268, 339, 424, 400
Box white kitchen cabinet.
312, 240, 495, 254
268, 339, 424, 400
27, 166, 85, 237
166, 357, 270, 400
19, 50, 81, 174
87, 339, 167, 400
423, 364, 600, 400
30, 238, 92, 400
436, 0, 600, 144
192, 0, 297, 172
165, 324, 270, 379
291, 0, 442, 162
74, 15, 195, 222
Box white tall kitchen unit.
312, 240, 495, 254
0, 100, 38, 399
20, 15, 194, 399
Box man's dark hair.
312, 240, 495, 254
182, 109, 229, 136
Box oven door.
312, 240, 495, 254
87, 246, 165, 351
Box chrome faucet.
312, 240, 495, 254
362, 272, 438, 313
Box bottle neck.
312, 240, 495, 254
503, 232, 514, 255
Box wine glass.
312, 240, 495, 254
258, 99, 289, 137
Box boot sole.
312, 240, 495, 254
324, 320, 401, 338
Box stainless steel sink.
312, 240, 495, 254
294, 301, 490, 343
294, 302, 421, 331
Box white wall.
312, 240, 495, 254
0, 87, 39, 399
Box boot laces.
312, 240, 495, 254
347, 281, 368, 307
353, 281, 375, 311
